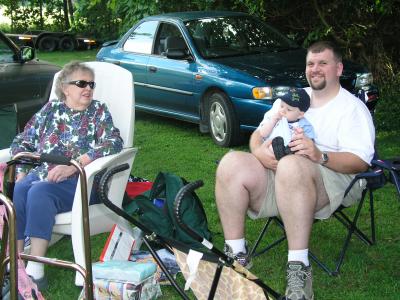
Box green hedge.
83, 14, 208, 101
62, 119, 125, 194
374, 76, 400, 132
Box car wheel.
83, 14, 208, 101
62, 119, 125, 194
59, 36, 76, 51
38, 36, 58, 52
207, 92, 241, 147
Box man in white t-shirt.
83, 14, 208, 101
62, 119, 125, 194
215, 41, 375, 300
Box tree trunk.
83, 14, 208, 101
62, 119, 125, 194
67, 0, 74, 25
63, 0, 70, 29
39, 0, 44, 29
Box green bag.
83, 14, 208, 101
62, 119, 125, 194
124, 172, 212, 249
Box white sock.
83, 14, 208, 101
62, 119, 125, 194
288, 249, 309, 266
26, 261, 44, 280
225, 238, 246, 254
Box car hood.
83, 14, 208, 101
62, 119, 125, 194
211, 48, 365, 87
29, 58, 61, 70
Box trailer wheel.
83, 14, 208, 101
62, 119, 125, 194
59, 36, 76, 51
38, 36, 58, 52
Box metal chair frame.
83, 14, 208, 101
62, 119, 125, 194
0, 152, 94, 299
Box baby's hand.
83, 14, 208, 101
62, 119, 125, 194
269, 111, 282, 123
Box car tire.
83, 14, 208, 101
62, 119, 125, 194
59, 36, 76, 51
38, 36, 58, 52
207, 91, 241, 147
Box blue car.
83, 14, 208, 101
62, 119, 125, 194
96, 11, 378, 147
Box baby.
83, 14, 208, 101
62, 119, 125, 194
257, 88, 315, 160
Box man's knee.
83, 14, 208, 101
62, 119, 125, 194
218, 151, 263, 177
218, 151, 243, 171
217, 151, 248, 183
276, 155, 316, 181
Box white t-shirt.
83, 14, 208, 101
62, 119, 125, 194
304, 86, 375, 164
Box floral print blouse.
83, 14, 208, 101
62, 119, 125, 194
10, 99, 124, 180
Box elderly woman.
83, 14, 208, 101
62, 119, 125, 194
9, 61, 123, 288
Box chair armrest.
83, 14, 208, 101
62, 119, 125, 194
371, 158, 400, 198
84, 148, 137, 179
343, 166, 387, 198
71, 147, 137, 213
372, 158, 400, 172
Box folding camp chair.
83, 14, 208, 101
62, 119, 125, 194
249, 157, 400, 276
98, 164, 281, 300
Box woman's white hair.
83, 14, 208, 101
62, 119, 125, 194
54, 61, 95, 101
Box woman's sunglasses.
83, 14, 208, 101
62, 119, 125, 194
65, 80, 96, 89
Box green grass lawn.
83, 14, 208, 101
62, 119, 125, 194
36, 51, 400, 299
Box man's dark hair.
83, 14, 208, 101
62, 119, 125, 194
307, 41, 342, 62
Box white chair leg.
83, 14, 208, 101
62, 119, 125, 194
75, 270, 85, 286
71, 224, 86, 286
49, 233, 64, 246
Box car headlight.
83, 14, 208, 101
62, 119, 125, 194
252, 86, 291, 100
355, 72, 373, 89
252, 87, 272, 99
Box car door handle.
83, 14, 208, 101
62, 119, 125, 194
148, 66, 157, 72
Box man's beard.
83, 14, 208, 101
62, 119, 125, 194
307, 75, 326, 90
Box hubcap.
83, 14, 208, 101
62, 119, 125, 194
210, 101, 227, 142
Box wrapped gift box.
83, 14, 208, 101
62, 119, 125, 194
79, 260, 162, 299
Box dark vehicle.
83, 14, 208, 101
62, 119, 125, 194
5, 30, 98, 52
0, 31, 61, 147
97, 11, 379, 147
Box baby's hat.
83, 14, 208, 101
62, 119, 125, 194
279, 88, 310, 112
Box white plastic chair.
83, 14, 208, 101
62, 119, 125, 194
0, 61, 137, 285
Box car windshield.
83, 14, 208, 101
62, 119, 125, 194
185, 16, 299, 59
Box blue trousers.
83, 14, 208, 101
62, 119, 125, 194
13, 173, 99, 241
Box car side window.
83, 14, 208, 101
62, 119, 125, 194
0, 38, 14, 63
154, 23, 187, 56
123, 20, 158, 54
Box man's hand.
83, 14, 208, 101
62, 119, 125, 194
258, 140, 279, 170
250, 131, 278, 170
47, 165, 77, 183
288, 127, 321, 163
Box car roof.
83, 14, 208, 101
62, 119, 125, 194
144, 11, 248, 22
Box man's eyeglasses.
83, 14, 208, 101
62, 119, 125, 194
65, 80, 96, 89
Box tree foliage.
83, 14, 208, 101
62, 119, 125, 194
0, 0, 398, 81
232, 0, 399, 82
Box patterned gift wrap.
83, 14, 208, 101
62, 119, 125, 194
79, 275, 162, 300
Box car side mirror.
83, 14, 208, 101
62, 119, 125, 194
19, 46, 35, 62
166, 49, 193, 61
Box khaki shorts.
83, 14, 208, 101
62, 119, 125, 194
247, 164, 366, 220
